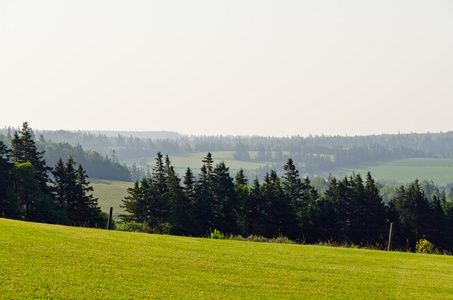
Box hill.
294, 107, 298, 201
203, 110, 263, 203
1, 218, 453, 298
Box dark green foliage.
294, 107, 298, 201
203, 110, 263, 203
118, 152, 453, 253
0, 123, 105, 227
212, 161, 238, 234
52, 156, 105, 227
0, 141, 20, 218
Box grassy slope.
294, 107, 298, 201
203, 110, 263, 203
1, 218, 453, 299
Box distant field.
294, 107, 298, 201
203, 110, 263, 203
123, 151, 276, 177
2, 218, 453, 298
90, 179, 133, 216
124, 152, 453, 186
338, 158, 453, 186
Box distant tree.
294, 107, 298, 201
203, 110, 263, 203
233, 142, 250, 161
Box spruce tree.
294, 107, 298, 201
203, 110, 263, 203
212, 161, 238, 234
0, 141, 21, 218
165, 156, 193, 235
11, 122, 52, 196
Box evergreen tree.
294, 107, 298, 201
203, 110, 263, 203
428, 194, 450, 250
52, 156, 103, 226
212, 161, 238, 234
12, 162, 67, 223
0, 141, 21, 218
120, 180, 147, 222
75, 163, 104, 227
165, 156, 193, 235
261, 171, 297, 238
235, 168, 249, 235
391, 180, 430, 249
11, 122, 52, 196
282, 158, 307, 236
362, 172, 388, 245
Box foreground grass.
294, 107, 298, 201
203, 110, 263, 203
1, 219, 453, 299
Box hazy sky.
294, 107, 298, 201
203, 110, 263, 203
1, 1, 452, 137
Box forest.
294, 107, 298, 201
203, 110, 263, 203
120, 151, 453, 252
0, 123, 107, 227
2, 126, 453, 182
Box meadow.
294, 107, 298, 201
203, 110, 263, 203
1, 218, 453, 299
137, 152, 453, 186
90, 179, 133, 216
339, 158, 453, 186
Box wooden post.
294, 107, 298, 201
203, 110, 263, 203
107, 207, 113, 230
387, 222, 394, 251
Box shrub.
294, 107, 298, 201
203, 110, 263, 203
116, 222, 153, 233
211, 229, 225, 239
416, 239, 436, 254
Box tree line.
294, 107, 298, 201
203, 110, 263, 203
0, 123, 106, 227
6, 127, 451, 180
0, 130, 131, 182
121, 152, 453, 252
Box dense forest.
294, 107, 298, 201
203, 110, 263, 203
0, 123, 106, 227
3, 126, 453, 181
0, 129, 130, 182
120, 152, 453, 252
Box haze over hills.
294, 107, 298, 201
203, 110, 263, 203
2, 126, 453, 187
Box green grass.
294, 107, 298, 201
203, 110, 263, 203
90, 179, 133, 216
337, 158, 453, 186
1, 218, 453, 299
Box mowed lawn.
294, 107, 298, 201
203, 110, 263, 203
1, 218, 453, 299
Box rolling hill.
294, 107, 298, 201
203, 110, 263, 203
1, 218, 453, 298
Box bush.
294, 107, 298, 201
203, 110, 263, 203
416, 239, 437, 254
116, 222, 153, 233
211, 229, 225, 239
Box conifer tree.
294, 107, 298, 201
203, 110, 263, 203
212, 161, 238, 234
0, 141, 21, 218
52, 156, 103, 226
193, 154, 215, 235
165, 156, 193, 235
11, 122, 52, 196
121, 180, 146, 222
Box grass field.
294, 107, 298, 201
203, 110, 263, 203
338, 158, 453, 186
90, 179, 133, 216
1, 218, 453, 299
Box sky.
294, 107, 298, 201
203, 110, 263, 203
1, 0, 452, 137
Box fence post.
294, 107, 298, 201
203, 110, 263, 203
387, 222, 394, 251
107, 207, 113, 230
